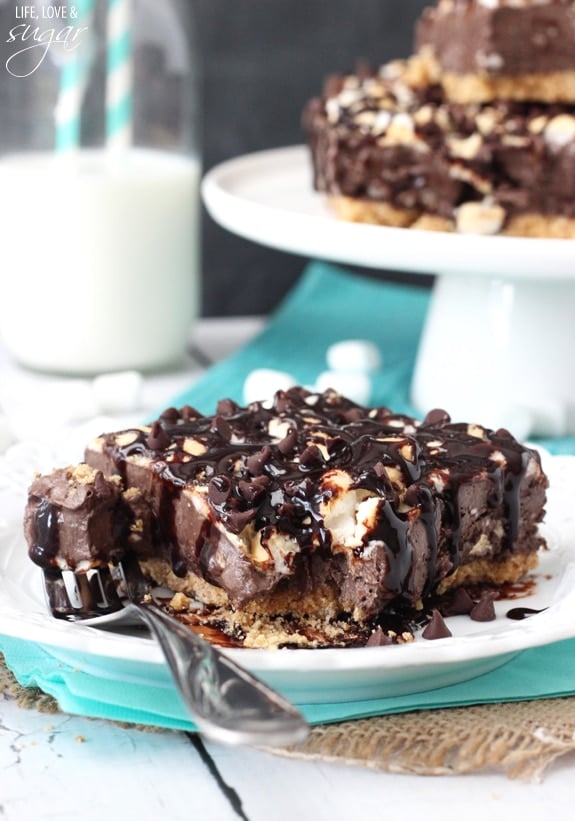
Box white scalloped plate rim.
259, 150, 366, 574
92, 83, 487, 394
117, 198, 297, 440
1, 441, 575, 702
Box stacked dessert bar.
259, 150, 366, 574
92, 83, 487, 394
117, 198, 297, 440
305, 0, 575, 237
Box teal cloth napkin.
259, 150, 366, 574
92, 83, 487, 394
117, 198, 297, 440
167, 261, 575, 455
167, 261, 429, 417
2, 261, 575, 730
3, 635, 575, 732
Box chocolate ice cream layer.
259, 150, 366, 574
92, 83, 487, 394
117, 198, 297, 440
25, 465, 130, 571
416, 0, 575, 103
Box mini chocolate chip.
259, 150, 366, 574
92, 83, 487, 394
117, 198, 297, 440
246, 445, 272, 476
284, 478, 313, 498
327, 436, 348, 458
213, 415, 232, 441
216, 398, 239, 416
181, 405, 201, 422
93, 470, 109, 495
226, 507, 257, 534
146, 421, 170, 451
159, 407, 180, 424
422, 609, 452, 640
299, 445, 324, 468
441, 587, 475, 617
273, 391, 293, 413
238, 476, 269, 504
365, 627, 393, 647
373, 461, 387, 478
278, 501, 298, 519
343, 407, 364, 423
423, 408, 451, 427
277, 427, 298, 455
470, 592, 497, 622
208, 475, 232, 506
403, 484, 421, 507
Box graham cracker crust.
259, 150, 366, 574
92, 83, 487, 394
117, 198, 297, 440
329, 196, 575, 239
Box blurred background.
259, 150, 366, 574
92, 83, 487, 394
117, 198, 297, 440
193, 0, 431, 317
0, 0, 431, 324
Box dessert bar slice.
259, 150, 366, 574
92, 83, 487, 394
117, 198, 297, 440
25, 389, 548, 648
304, 58, 575, 237
417, 0, 575, 105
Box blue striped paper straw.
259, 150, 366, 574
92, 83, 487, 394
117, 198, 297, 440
106, 0, 133, 150
54, 0, 94, 153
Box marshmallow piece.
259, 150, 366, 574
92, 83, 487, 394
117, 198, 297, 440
315, 371, 372, 406
243, 369, 297, 405
326, 340, 382, 373
92, 371, 143, 414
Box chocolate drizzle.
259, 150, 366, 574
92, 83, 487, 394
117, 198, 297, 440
28, 498, 60, 568
506, 606, 547, 621
91, 388, 543, 613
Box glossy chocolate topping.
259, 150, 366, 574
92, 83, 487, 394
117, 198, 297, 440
84, 388, 545, 612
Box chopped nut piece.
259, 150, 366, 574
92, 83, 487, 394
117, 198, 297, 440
456, 201, 506, 235
183, 438, 207, 456
448, 133, 483, 160
115, 431, 141, 448
545, 114, 575, 149
170, 592, 192, 612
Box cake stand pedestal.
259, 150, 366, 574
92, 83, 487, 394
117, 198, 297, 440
411, 273, 575, 436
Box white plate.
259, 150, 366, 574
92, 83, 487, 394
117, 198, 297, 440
201, 145, 575, 281
1, 442, 575, 704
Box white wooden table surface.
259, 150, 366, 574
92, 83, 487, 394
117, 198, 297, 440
1, 317, 574, 821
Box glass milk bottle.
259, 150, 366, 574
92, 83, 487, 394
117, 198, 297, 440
0, 0, 200, 373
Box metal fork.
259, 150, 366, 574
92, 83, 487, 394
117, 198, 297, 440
41, 556, 309, 748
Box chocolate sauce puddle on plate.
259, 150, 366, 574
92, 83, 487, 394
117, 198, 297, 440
506, 607, 548, 621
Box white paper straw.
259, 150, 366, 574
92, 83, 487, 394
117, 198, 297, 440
106, 0, 133, 151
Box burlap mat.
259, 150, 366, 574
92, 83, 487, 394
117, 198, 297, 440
2, 653, 574, 781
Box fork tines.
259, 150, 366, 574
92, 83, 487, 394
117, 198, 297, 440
43, 565, 125, 621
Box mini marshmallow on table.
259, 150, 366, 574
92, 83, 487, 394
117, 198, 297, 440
92, 370, 143, 415
326, 340, 383, 373
242, 340, 383, 407
315, 339, 383, 405
243, 369, 297, 405
314, 370, 372, 407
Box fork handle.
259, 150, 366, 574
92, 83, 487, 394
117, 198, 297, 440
129, 602, 309, 748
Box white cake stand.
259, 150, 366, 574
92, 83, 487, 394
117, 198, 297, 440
202, 145, 575, 437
